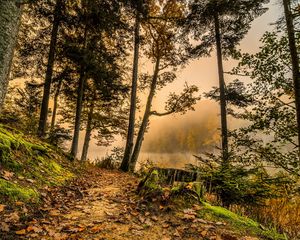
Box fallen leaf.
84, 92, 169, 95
130, 211, 139, 216
49, 210, 60, 216
0, 204, 5, 212
182, 214, 196, 221
5, 212, 20, 223
200, 230, 208, 237
26, 178, 35, 183
15, 201, 24, 206
0, 222, 10, 232
162, 223, 169, 228
2, 170, 14, 180
16, 229, 27, 235
174, 229, 180, 237
27, 225, 43, 233
90, 225, 104, 233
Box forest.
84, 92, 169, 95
0, 0, 299, 239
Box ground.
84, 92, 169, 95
0, 167, 282, 240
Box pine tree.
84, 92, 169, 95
185, 0, 269, 165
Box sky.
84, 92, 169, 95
81, 0, 283, 163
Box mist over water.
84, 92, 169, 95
139, 100, 221, 169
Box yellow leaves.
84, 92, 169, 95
15, 229, 26, 235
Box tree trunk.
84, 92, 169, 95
120, 0, 142, 172
50, 78, 63, 130
70, 70, 87, 158
80, 102, 94, 162
38, 0, 62, 137
0, 1, 22, 113
70, 23, 89, 159
129, 57, 160, 172
214, 13, 229, 164
283, 0, 300, 154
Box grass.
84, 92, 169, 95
243, 197, 300, 239
197, 202, 287, 240
0, 124, 74, 203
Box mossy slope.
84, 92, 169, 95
0, 125, 74, 203
198, 202, 287, 240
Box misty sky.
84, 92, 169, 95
79, 0, 282, 161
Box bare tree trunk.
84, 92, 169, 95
38, 0, 62, 137
50, 78, 63, 130
70, 24, 88, 159
80, 102, 94, 162
120, 0, 142, 172
129, 57, 160, 172
0, 1, 22, 113
214, 13, 229, 164
283, 0, 300, 154
70, 70, 87, 158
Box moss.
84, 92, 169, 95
144, 170, 161, 190
0, 125, 74, 203
0, 179, 39, 202
198, 203, 286, 240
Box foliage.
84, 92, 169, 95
47, 125, 72, 148
227, 32, 300, 175
2, 82, 43, 134
189, 153, 294, 207
184, 0, 269, 57
95, 147, 124, 169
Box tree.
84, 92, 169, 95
128, 0, 201, 171
13, 81, 43, 133
0, 0, 22, 112
227, 32, 299, 175
121, 0, 143, 172
37, 0, 63, 137
65, 0, 128, 158
282, 0, 300, 154
185, 0, 269, 165
60, 0, 129, 159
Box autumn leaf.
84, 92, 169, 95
15, 229, 27, 235
15, 201, 24, 206
90, 225, 104, 233
0, 204, 5, 212
49, 209, 60, 216
2, 170, 14, 180
0, 222, 10, 232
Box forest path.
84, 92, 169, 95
2, 168, 258, 240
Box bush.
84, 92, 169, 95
95, 147, 123, 169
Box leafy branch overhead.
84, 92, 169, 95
151, 84, 201, 117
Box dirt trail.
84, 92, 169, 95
1, 168, 258, 240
